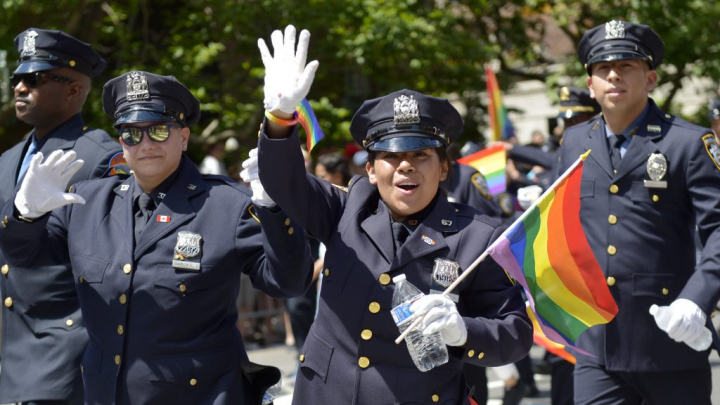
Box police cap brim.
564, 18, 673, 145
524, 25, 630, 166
114, 111, 174, 128
369, 135, 444, 152
13, 61, 58, 75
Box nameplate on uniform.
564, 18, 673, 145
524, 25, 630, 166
643, 180, 667, 189
172, 260, 200, 271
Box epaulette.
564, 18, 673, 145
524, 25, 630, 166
332, 183, 348, 193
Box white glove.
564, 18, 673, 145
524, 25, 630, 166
15, 150, 86, 219
517, 185, 543, 210
240, 148, 276, 208
410, 294, 468, 347
665, 298, 707, 343
257, 25, 319, 114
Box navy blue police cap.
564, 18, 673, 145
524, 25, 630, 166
103, 71, 200, 128
350, 89, 463, 152
709, 99, 720, 121
578, 21, 664, 74
558, 87, 600, 119
14, 28, 106, 78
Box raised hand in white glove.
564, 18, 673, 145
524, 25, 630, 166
258, 25, 319, 115
239, 148, 276, 208
15, 150, 86, 219
665, 298, 708, 344
410, 294, 467, 347
517, 185, 544, 210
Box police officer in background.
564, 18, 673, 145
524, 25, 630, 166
0, 70, 314, 404
709, 98, 720, 139
0, 28, 121, 405
558, 21, 720, 404
246, 25, 532, 405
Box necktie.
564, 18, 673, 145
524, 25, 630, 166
17, 139, 38, 185
134, 193, 154, 241
392, 221, 408, 254
609, 134, 626, 170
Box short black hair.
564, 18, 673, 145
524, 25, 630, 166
317, 152, 352, 185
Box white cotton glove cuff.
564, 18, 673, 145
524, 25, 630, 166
240, 148, 276, 208
666, 298, 707, 343
517, 185, 544, 210
15, 150, 86, 219
410, 294, 468, 347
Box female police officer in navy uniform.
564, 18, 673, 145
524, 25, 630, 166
0, 70, 314, 404
243, 26, 532, 405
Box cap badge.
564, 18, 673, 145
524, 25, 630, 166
126, 71, 150, 101
560, 87, 570, 102
604, 20, 625, 40
393, 95, 421, 125
22, 30, 38, 56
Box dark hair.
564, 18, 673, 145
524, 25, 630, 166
367, 147, 453, 179
317, 152, 352, 184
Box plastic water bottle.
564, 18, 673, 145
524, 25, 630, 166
649, 304, 713, 351
391, 273, 449, 372
261, 380, 282, 405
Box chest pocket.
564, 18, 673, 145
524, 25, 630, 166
629, 181, 680, 205
71, 253, 109, 284
153, 264, 218, 310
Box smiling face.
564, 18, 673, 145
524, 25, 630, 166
366, 148, 448, 222
587, 59, 657, 124
120, 121, 189, 192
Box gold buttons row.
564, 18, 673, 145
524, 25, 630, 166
361, 329, 373, 340
467, 349, 485, 360
1, 264, 8, 275
368, 302, 380, 313
379, 273, 391, 286
609, 184, 659, 202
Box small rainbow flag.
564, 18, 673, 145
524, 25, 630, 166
486, 66, 515, 141
296, 98, 325, 153
488, 151, 618, 352
456, 144, 506, 195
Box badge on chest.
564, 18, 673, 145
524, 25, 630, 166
430, 258, 460, 303
644, 152, 668, 189
172, 231, 202, 271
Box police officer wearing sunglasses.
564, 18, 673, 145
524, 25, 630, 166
0, 28, 121, 405
0, 70, 314, 404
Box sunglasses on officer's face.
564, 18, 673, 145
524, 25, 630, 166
117, 123, 181, 146
10, 72, 76, 88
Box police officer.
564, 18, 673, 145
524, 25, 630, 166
247, 25, 532, 404
708, 98, 720, 139
0, 70, 314, 404
0, 28, 121, 405
558, 20, 720, 404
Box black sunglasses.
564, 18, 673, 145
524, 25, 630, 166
117, 123, 181, 146
10, 72, 77, 88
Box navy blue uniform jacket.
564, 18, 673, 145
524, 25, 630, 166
0, 156, 313, 405
442, 162, 504, 218
557, 99, 720, 371
0, 114, 121, 403
258, 130, 532, 405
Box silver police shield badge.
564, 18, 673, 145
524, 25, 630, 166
173, 231, 202, 270
22, 30, 38, 56
431, 258, 460, 302
393, 95, 421, 125
644, 153, 668, 188
126, 71, 150, 101
605, 20, 625, 40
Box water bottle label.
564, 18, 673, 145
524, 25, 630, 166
391, 296, 421, 326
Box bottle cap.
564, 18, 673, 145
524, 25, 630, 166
392, 274, 406, 284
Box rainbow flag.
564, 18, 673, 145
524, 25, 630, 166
485, 66, 515, 141
296, 98, 325, 153
456, 144, 506, 195
527, 306, 576, 364
488, 151, 618, 351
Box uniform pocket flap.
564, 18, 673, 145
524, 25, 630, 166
299, 332, 334, 382
154, 264, 216, 293
632, 273, 677, 298
149, 346, 239, 384
71, 253, 109, 283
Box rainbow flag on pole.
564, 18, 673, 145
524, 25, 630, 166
296, 98, 325, 153
485, 66, 515, 141
456, 144, 507, 195
488, 151, 618, 351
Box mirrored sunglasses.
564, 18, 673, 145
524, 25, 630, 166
117, 123, 181, 146
10, 72, 76, 88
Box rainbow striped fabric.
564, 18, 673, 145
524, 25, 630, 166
485, 66, 515, 141
488, 151, 618, 350
456, 144, 507, 195
297, 98, 325, 152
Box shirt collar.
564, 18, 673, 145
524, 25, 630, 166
604, 102, 650, 139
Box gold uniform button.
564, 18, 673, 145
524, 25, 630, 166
66, 319, 74, 327
662, 287, 669, 296
190, 378, 198, 386
361, 329, 373, 340
299, 354, 305, 362
114, 355, 121, 365
379, 274, 391, 286
608, 215, 618, 225
358, 357, 370, 368
288, 227, 295, 235
119, 294, 128, 304
432, 394, 440, 403
665, 114, 672, 119
78, 276, 84, 283
607, 245, 617, 255
4, 297, 12, 308
1, 264, 8, 275
324, 269, 330, 277
607, 276, 616, 286
478, 352, 485, 360
609, 184, 619, 194
652, 195, 659, 202
80, 365, 84, 373
70, 60, 76, 67
82, 125, 88, 130
368, 302, 381, 313
179, 284, 187, 293
118, 325, 124, 335
123, 264, 132, 274
284, 218, 291, 226
467, 349, 475, 357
